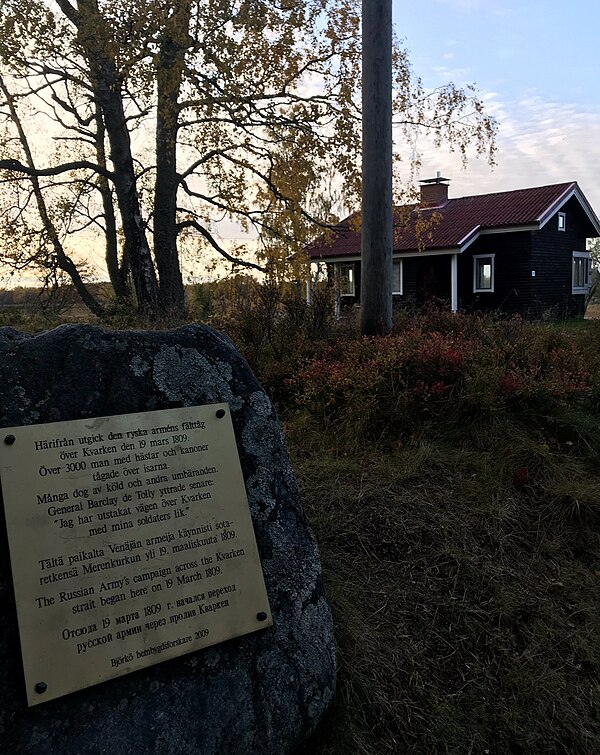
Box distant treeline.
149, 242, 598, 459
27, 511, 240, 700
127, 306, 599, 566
0, 283, 114, 308
0, 286, 47, 308
0, 276, 308, 321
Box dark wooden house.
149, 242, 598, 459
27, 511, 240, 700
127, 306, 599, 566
305, 177, 600, 317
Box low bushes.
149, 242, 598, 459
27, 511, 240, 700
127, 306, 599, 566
289, 314, 592, 441
219, 297, 597, 449
264, 309, 600, 755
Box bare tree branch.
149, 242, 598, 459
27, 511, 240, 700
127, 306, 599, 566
177, 219, 267, 274
0, 158, 113, 180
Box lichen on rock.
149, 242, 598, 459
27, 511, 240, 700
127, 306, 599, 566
0, 324, 335, 755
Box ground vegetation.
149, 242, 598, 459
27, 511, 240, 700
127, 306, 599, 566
219, 293, 600, 755
0, 292, 597, 753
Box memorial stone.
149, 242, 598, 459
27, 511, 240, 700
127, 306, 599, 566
0, 324, 335, 754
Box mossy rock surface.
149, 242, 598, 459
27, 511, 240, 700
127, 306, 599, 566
0, 324, 335, 754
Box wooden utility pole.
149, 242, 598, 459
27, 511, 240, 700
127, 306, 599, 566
361, 0, 393, 336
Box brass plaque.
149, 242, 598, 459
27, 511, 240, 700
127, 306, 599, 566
0, 404, 272, 706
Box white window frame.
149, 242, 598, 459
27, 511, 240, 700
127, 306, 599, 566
558, 212, 566, 231
338, 263, 355, 296
473, 254, 495, 293
572, 251, 591, 293
392, 259, 403, 295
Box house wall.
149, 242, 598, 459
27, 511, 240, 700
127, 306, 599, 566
529, 197, 589, 318
325, 196, 594, 317
329, 261, 408, 309
331, 257, 453, 309
459, 231, 532, 314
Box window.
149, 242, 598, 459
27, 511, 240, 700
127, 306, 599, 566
473, 254, 495, 292
338, 263, 355, 296
558, 212, 566, 231
572, 252, 591, 293
392, 260, 402, 294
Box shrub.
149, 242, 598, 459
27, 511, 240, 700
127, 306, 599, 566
215, 281, 338, 406
284, 312, 593, 445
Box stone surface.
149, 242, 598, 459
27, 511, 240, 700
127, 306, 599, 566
0, 324, 335, 754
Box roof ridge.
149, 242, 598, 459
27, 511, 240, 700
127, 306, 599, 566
389, 181, 577, 214
449, 181, 576, 203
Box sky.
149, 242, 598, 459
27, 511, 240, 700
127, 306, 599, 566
393, 0, 600, 211
4, 0, 599, 288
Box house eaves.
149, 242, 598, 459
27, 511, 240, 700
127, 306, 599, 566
394, 247, 462, 257
457, 225, 482, 252
313, 254, 361, 263
478, 224, 539, 235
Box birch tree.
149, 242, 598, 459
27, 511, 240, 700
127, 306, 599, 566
0, 1, 496, 318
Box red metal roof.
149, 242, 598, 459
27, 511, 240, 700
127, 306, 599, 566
305, 181, 590, 260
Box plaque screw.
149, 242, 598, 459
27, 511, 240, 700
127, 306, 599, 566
256, 612, 268, 622
4, 434, 15, 445
216, 409, 226, 419
34, 682, 47, 694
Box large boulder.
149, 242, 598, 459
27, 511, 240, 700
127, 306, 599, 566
0, 324, 335, 754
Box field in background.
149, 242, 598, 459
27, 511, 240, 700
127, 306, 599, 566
1, 277, 599, 328
1, 284, 599, 754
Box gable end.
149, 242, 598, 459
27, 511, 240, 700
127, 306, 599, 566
538, 184, 600, 236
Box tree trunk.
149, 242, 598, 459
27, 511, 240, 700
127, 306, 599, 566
153, 2, 190, 317
360, 0, 393, 336
75, 0, 159, 317
94, 108, 131, 304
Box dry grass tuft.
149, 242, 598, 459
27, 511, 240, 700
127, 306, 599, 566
293, 422, 600, 754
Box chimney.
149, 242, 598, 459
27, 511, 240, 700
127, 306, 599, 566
419, 172, 450, 207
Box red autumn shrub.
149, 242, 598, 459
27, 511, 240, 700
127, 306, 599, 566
288, 315, 592, 439
220, 293, 595, 437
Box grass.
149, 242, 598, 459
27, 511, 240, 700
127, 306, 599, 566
237, 303, 599, 755
292, 416, 599, 754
